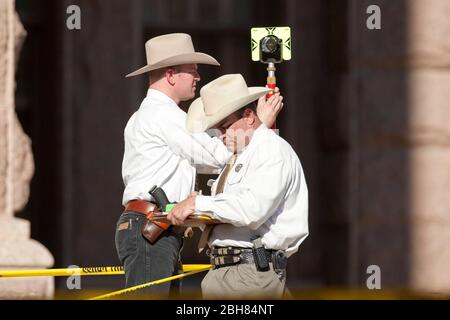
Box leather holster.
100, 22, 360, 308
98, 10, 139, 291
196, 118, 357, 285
124, 200, 168, 244
141, 216, 166, 244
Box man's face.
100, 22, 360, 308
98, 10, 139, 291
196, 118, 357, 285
172, 64, 200, 101
214, 108, 254, 154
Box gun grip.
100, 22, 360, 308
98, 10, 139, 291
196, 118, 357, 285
149, 186, 170, 210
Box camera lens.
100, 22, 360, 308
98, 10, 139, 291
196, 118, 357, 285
261, 35, 279, 54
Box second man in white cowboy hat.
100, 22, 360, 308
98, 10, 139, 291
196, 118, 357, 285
168, 74, 309, 299
116, 33, 283, 297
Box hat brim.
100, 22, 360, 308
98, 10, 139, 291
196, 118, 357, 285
125, 52, 219, 77
186, 87, 271, 133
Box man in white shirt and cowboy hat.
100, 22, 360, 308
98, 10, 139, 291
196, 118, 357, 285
167, 74, 309, 299
116, 33, 283, 297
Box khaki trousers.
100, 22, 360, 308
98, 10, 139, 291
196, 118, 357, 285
201, 263, 286, 299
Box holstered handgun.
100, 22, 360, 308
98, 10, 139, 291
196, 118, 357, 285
141, 212, 167, 244
141, 186, 171, 244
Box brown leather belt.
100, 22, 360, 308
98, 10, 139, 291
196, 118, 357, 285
124, 199, 173, 232
124, 200, 157, 216
123, 199, 186, 236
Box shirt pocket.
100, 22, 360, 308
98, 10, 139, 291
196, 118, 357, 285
226, 163, 248, 185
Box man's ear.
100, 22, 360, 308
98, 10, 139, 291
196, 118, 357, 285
244, 108, 256, 125
165, 68, 176, 86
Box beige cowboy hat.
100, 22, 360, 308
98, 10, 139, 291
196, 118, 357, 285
186, 74, 270, 133
126, 33, 219, 77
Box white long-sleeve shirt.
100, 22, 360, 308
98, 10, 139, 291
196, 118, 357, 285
195, 124, 309, 257
122, 89, 231, 205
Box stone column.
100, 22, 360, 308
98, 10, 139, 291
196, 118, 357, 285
405, 0, 450, 293
348, 0, 450, 293
0, 0, 54, 299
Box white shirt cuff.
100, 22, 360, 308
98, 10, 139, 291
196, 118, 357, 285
195, 195, 221, 220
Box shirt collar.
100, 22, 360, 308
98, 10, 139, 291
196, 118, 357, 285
236, 123, 268, 155
250, 123, 269, 146
146, 88, 178, 107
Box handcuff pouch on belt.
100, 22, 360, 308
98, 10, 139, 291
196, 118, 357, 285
272, 250, 288, 275
252, 237, 288, 274
252, 237, 270, 272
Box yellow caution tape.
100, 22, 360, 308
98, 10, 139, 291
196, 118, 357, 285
88, 266, 211, 300
0, 264, 212, 278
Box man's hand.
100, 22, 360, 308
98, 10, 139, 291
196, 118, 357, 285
256, 87, 284, 128
167, 193, 197, 226
184, 227, 194, 238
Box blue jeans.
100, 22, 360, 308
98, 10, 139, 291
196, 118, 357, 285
115, 211, 183, 298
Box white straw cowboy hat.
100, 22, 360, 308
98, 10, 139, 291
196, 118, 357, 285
126, 33, 220, 77
186, 74, 270, 133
